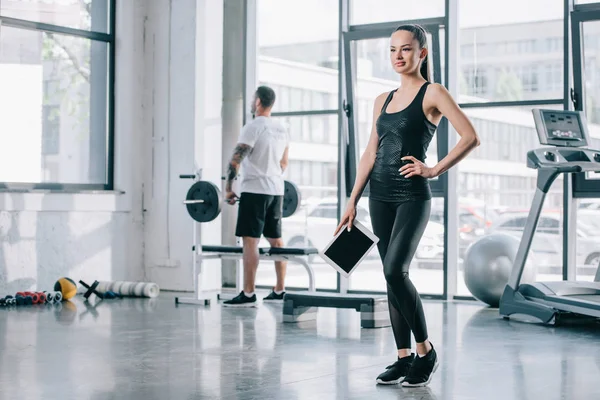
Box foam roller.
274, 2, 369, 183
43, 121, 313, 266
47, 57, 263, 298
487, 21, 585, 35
44, 291, 63, 303
53, 291, 63, 303
96, 281, 160, 298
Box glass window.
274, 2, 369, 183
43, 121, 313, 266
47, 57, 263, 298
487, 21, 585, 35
348, 197, 445, 295
256, 116, 339, 290
257, 0, 338, 111
352, 35, 441, 170
578, 21, 600, 125
577, 203, 600, 280
275, 114, 337, 145
574, 19, 600, 278
459, 0, 564, 103
456, 105, 564, 296
0, 25, 110, 185
0, 0, 110, 34
350, 0, 444, 25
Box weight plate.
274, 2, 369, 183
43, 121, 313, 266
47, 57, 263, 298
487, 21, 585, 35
185, 181, 223, 222
283, 180, 301, 218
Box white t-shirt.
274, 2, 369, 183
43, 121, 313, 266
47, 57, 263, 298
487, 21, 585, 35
237, 116, 289, 195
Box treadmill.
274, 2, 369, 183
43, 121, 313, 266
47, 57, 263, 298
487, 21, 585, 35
499, 109, 600, 324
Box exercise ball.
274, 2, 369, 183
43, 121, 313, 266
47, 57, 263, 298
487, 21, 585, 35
54, 277, 77, 300
463, 233, 536, 307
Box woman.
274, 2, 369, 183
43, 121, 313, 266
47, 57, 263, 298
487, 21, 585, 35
334, 24, 480, 387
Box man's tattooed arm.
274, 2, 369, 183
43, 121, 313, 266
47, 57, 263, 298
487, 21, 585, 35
226, 143, 252, 191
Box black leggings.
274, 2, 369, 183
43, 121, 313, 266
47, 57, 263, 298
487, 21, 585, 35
369, 198, 431, 349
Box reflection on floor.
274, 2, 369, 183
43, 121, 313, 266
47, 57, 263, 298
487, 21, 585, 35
0, 292, 599, 400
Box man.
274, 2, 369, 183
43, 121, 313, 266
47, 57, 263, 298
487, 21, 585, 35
222, 86, 290, 307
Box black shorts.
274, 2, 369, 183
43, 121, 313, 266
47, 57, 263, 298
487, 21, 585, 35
235, 192, 283, 239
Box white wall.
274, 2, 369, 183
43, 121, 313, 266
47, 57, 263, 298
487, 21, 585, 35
0, 0, 224, 294
141, 0, 224, 292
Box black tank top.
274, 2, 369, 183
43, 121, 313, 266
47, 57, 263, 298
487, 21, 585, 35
369, 82, 436, 202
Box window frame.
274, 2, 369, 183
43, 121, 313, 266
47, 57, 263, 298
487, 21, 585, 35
457, 1, 567, 107
571, 6, 600, 195
342, 18, 449, 198
0, 1, 116, 191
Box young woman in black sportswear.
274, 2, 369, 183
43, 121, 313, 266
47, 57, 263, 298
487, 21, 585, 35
335, 24, 480, 388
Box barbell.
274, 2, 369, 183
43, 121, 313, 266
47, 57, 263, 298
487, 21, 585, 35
183, 180, 301, 223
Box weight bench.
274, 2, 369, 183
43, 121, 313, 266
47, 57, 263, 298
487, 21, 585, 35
175, 245, 318, 305
282, 292, 391, 329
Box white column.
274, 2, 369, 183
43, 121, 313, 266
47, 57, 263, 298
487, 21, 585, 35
143, 0, 224, 291
445, 0, 460, 299
220, 0, 246, 288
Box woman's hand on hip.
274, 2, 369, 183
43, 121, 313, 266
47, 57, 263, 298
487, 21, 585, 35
399, 156, 436, 179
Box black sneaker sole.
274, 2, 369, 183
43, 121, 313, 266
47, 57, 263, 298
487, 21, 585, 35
376, 376, 405, 385
401, 359, 439, 387
222, 302, 257, 308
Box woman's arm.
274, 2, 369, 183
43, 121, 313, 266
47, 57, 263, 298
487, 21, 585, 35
400, 83, 480, 179
348, 93, 388, 205
334, 93, 387, 234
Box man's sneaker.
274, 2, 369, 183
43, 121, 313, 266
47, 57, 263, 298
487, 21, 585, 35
222, 291, 257, 307
263, 290, 285, 301
375, 354, 415, 385
402, 344, 439, 387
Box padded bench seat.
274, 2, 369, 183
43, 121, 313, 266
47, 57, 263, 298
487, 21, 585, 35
283, 292, 391, 329
201, 245, 244, 253
201, 245, 318, 255
265, 247, 318, 255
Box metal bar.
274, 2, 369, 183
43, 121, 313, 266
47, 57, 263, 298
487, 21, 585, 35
571, 11, 584, 112
243, 0, 258, 125
271, 109, 338, 117
507, 188, 547, 289
337, 0, 349, 294
348, 17, 446, 33
345, 20, 445, 41
106, 0, 116, 190
199, 252, 317, 292
453, 295, 477, 301
444, 0, 459, 301
573, 186, 600, 197
563, 0, 573, 283
459, 99, 564, 108
572, 5, 600, 15
431, 26, 442, 85
564, 175, 577, 281
564, 0, 573, 111
0, 16, 112, 41
183, 200, 205, 204
342, 32, 358, 202
339, 0, 351, 294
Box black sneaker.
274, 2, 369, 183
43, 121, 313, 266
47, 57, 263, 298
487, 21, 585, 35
402, 344, 439, 387
375, 354, 415, 385
222, 291, 257, 307
263, 290, 285, 301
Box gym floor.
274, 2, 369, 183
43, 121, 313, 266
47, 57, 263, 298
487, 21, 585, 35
0, 292, 599, 400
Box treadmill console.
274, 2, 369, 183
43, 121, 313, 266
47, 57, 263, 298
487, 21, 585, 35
528, 109, 600, 173
532, 109, 589, 148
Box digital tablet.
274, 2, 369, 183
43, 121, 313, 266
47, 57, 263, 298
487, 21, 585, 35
318, 220, 380, 278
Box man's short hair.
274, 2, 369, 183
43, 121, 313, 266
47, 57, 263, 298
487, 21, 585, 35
255, 86, 276, 109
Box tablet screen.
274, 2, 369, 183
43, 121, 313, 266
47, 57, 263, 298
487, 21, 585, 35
323, 225, 377, 275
